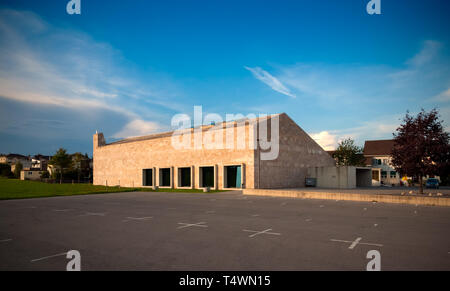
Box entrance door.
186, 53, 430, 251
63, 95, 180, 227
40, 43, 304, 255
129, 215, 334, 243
225, 165, 242, 188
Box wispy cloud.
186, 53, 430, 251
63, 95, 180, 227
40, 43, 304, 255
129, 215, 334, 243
245, 66, 296, 98
433, 88, 450, 103
112, 119, 161, 139
0, 9, 187, 139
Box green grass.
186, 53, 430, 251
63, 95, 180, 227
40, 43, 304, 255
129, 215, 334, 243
0, 177, 225, 200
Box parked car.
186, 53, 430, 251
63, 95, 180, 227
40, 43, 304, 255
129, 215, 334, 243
425, 178, 439, 189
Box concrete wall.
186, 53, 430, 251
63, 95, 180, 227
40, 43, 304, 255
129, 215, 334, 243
93, 122, 256, 189
257, 114, 336, 189
20, 170, 43, 181
307, 166, 372, 189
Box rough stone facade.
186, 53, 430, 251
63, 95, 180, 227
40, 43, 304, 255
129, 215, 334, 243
93, 113, 335, 189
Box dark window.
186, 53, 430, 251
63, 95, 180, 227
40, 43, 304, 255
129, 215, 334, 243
200, 167, 214, 188
381, 171, 387, 178
179, 167, 191, 187
390, 171, 397, 178
143, 169, 153, 186
160, 168, 171, 187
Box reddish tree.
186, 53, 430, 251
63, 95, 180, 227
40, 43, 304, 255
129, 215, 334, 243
392, 109, 450, 194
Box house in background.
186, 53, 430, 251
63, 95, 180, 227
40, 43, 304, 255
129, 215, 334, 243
363, 140, 402, 186
0, 153, 32, 173
20, 169, 45, 181
31, 154, 51, 171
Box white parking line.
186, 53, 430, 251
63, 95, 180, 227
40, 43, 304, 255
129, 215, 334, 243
53, 209, 73, 212
122, 217, 153, 222
251, 214, 260, 217
243, 229, 281, 238
177, 222, 208, 229
305, 218, 312, 222
330, 237, 383, 250
79, 212, 107, 217
31, 252, 67, 263
0, 239, 12, 243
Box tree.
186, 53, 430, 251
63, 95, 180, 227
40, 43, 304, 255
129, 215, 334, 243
49, 148, 73, 184
333, 138, 366, 166
13, 162, 23, 179
72, 152, 84, 183
391, 109, 450, 194
0, 163, 13, 178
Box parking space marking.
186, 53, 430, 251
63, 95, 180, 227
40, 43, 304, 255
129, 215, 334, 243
31, 252, 67, 263
122, 216, 153, 222
305, 218, 312, 222
177, 222, 208, 229
0, 239, 12, 243
79, 212, 107, 217
251, 214, 260, 217
243, 229, 281, 238
53, 209, 73, 212
330, 237, 383, 250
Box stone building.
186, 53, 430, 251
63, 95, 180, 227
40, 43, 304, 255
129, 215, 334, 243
93, 113, 336, 189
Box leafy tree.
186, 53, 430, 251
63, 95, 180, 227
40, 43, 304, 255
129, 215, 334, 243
0, 163, 13, 178
40, 171, 50, 179
333, 138, 366, 166
72, 152, 84, 183
49, 148, 73, 184
392, 109, 450, 194
13, 162, 23, 179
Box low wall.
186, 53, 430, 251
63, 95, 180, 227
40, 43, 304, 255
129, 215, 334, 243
243, 189, 450, 207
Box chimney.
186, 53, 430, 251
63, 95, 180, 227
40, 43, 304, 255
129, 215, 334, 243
93, 132, 106, 150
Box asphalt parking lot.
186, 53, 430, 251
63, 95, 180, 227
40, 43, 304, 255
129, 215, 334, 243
0, 191, 449, 271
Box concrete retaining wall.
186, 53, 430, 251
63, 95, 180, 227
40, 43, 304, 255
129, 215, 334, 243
243, 189, 450, 207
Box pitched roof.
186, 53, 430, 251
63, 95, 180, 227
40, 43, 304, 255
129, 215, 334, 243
363, 140, 395, 156
107, 114, 281, 146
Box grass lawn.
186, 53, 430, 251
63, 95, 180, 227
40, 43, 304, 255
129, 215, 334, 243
0, 178, 225, 200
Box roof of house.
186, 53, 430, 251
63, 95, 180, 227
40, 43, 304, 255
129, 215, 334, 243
363, 139, 395, 156
5, 153, 29, 159
32, 155, 51, 160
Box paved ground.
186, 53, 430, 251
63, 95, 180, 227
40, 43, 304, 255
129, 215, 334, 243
0, 191, 449, 271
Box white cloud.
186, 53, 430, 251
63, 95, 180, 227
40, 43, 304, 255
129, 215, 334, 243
310, 131, 338, 151
245, 66, 296, 98
433, 88, 450, 103
0, 9, 184, 140
407, 40, 442, 67
112, 119, 162, 139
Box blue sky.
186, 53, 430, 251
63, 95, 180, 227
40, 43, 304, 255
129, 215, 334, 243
0, 0, 449, 155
